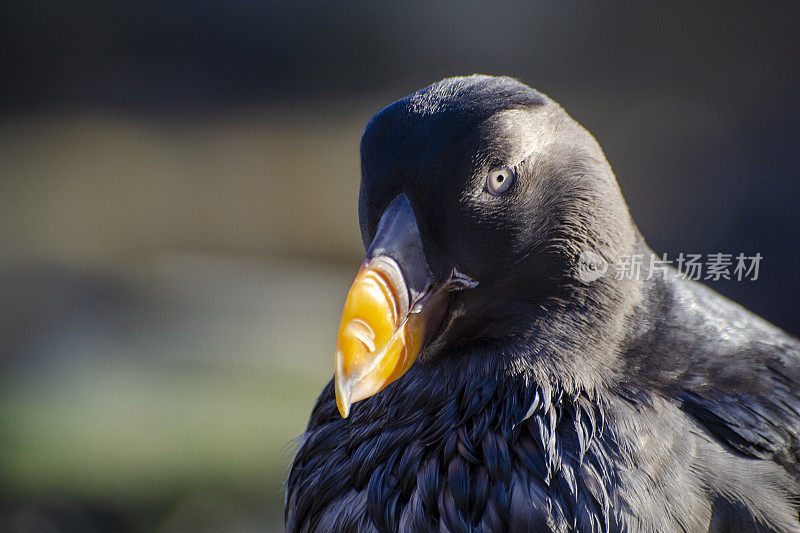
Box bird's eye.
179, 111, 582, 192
485, 167, 516, 195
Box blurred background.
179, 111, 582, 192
1, 2, 798, 531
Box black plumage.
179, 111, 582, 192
285, 75, 800, 532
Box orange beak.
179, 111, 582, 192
333, 195, 447, 417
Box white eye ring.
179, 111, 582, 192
486, 166, 516, 195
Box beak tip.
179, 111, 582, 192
336, 397, 351, 418
334, 373, 352, 418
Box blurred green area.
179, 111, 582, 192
0, 111, 369, 530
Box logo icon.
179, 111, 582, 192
577, 250, 608, 283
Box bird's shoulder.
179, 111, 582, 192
629, 273, 800, 477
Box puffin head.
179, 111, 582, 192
335, 75, 638, 417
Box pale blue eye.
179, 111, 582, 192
486, 167, 516, 195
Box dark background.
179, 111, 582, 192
1, 2, 798, 531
